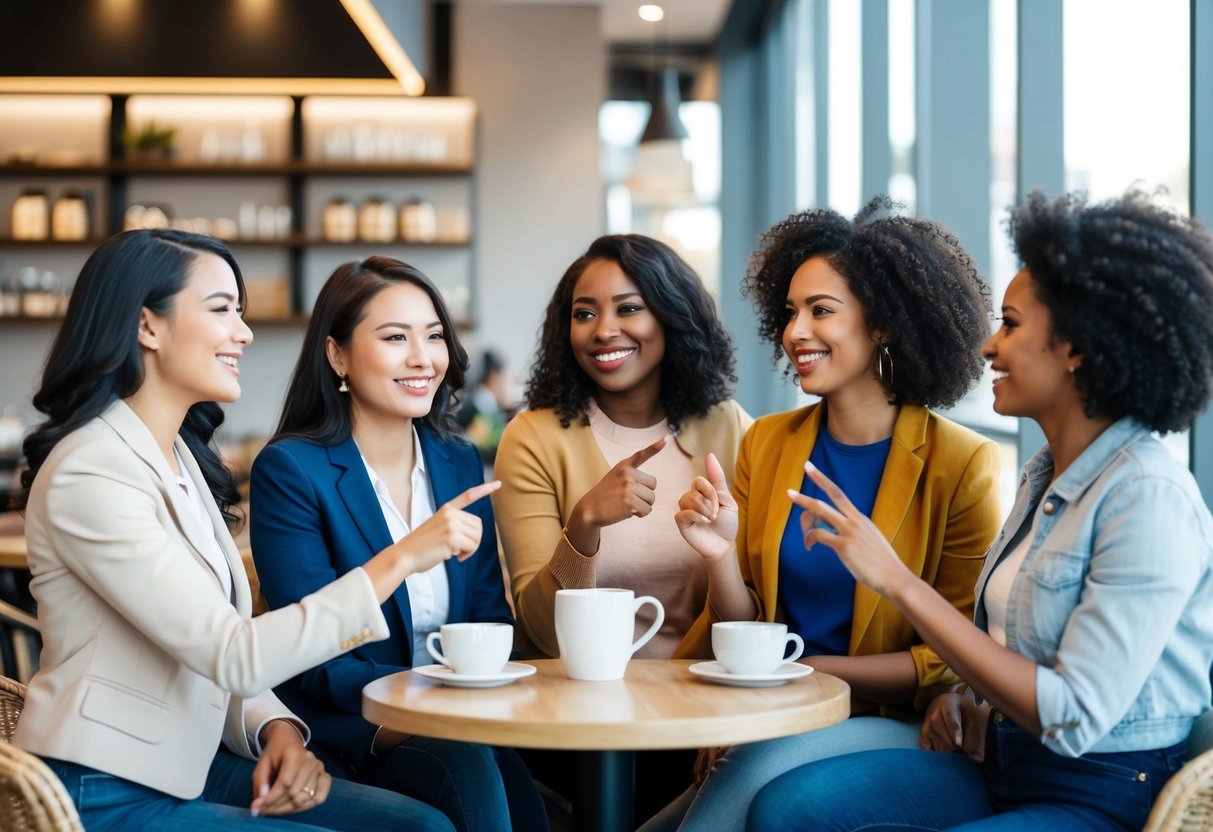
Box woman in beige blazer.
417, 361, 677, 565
11, 230, 478, 831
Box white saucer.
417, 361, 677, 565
688, 661, 815, 688
412, 661, 536, 689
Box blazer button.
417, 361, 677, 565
1042, 501, 1056, 515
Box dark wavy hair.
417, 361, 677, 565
272, 256, 468, 445
742, 197, 991, 409
14, 229, 246, 527
1011, 190, 1213, 433
525, 234, 737, 431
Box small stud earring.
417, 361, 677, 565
338, 375, 350, 393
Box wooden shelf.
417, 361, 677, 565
0, 162, 472, 178
0, 238, 108, 247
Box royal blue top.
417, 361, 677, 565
779, 428, 891, 656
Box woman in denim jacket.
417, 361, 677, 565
747, 191, 1213, 832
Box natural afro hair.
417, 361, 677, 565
742, 197, 991, 409
525, 234, 737, 432
1011, 190, 1213, 433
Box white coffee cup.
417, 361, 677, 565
555, 588, 665, 681
425, 622, 513, 675
712, 621, 805, 676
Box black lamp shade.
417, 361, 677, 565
640, 67, 689, 143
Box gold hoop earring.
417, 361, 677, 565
338, 375, 349, 393
877, 343, 895, 388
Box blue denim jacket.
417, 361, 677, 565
973, 418, 1213, 757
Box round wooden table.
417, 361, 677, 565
0, 535, 26, 571
364, 658, 850, 832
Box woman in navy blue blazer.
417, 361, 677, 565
249, 256, 547, 832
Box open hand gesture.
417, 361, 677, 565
675, 453, 739, 563
786, 461, 913, 596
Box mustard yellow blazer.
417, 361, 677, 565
680, 403, 1001, 712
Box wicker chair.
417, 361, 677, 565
1144, 747, 1213, 832
0, 675, 83, 831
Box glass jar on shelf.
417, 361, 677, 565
11, 189, 49, 240
322, 198, 357, 242
358, 197, 396, 243
399, 198, 437, 243
51, 191, 89, 241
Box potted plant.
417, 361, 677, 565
124, 121, 179, 162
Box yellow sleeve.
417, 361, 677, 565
493, 414, 596, 658
909, 438, 1003, 707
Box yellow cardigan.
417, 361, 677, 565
493, 400, 753, 658
686, 402, 1002, 712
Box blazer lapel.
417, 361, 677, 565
328, 437, 396, 556
328, 433, 417, 655
174, 437, 250, 613
760, 405, 825, 620
849, 405, 927, 654
100, 401, 233, 599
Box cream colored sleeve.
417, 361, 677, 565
493, 414, 597, 657
38, 443, 391, 702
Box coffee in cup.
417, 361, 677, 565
425, 622, 513, 675
712, 621, 804, 676
555, 588, 665, 681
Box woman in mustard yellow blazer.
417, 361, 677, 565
644, 199, 1002, 832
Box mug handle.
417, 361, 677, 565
783, 633, 805, 664
426, 631, 451, 668
630, 596, 666, 655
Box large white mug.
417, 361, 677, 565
712, 621, 804, 676
425, 622, 513, 675
555, 588, 665, 681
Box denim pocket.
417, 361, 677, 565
1024, 549, 1087, 651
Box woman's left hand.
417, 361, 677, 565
250, 719, 331, 816
787, 461, 915, 597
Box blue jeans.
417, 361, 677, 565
639, 717, 921, 832
359, 736, 549, 832
747, 715, 1188, 831
42, 749, 454, 832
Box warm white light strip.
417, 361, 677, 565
0, 77, 419, 95
128, 95, 295, 120
338, 0, 426, 96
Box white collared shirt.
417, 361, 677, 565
357, 427, 450, 666
172, 446, 233, 602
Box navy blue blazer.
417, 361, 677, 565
249, 426, 512, 769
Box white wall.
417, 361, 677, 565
453, 2, 606, 383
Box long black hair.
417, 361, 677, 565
525, 234, 737, 431
15, 229, 246, 527
272, 256, 468, 445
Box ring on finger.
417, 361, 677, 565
303, 785, 316, 798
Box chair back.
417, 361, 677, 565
0, 676, 84, 831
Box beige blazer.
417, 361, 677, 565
14, 400, 390, 799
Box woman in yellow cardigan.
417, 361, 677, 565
645, 199, 1003, 832
493, 234, 751, 823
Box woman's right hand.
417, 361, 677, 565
571, 436, 668, 532
919, 690, 990, 761
364, 481, 500, 602
675, 453, 739, 563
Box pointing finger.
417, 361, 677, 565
627, 435, 669, 467
446, 480, 501, 511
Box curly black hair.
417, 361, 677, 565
742, 197, 992, 409
1011, 190, 1213, 433
525, 234, 737, 432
